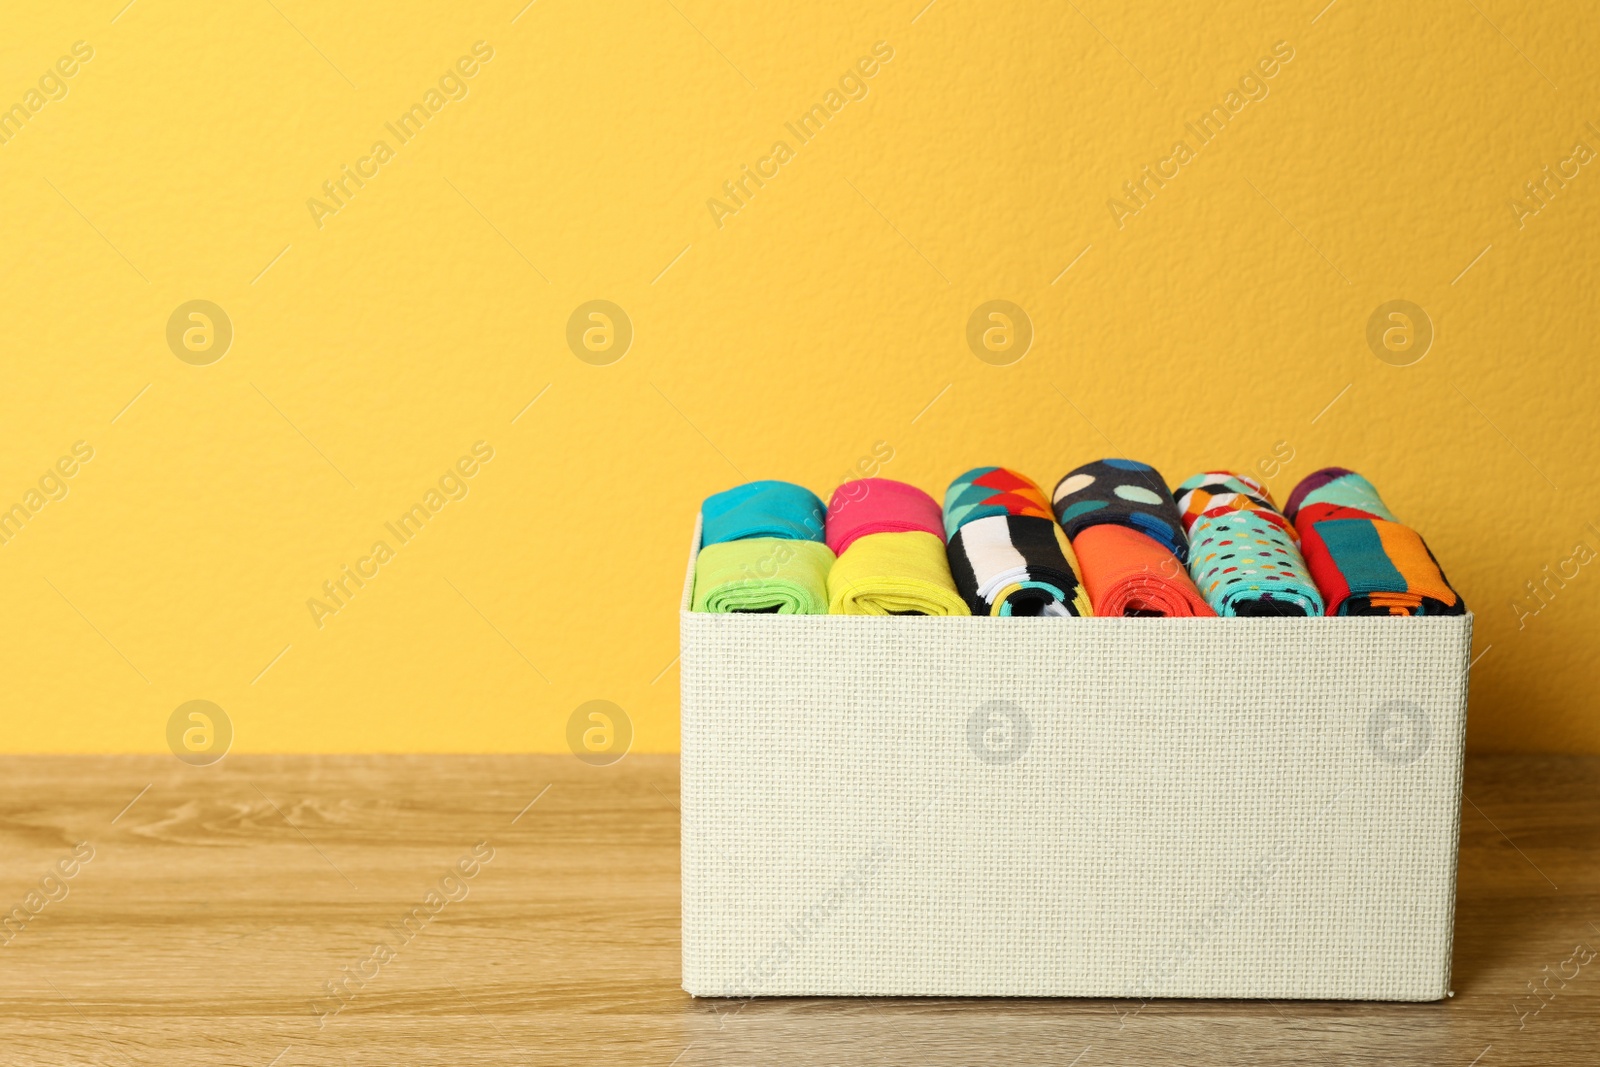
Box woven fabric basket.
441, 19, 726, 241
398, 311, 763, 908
679, 518, 1472, 999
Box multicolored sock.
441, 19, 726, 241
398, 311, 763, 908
941, 467, 1090, 616
1175, 471, 1296, 540
942, 466, 1055, 539
946, 514, 1093, 616
1284, 467, 1397, 524
1052, 459, 1189, 561
1285, 468, 1464, 616
1175, 471, 1323, 617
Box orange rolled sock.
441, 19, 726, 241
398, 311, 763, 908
1071, 524, 1217, 617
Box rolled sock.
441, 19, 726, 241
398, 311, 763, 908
1283, 467, 1397, 523
1070, 524, 1216, 617
1186, 511, 1324, 617
1175, 471, 1297, 541
947, 514, 1093, 617
942, 466, 1056, 540
827, 531, 970, 616
1285, 468, 1463, 616
692, 538, 834, 614
825, 478, 944, 557
1175, 470, 1323, 617
1052, 458, 1190, 562
701, 480, 826, 546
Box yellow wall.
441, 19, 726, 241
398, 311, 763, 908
2, 2, 1596, 755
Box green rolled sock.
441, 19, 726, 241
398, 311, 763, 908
692, 538, 835, 614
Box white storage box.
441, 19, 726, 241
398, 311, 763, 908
679, 519, 1472, 999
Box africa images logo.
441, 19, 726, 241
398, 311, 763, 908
306, 42, 496, 230
704, 41, 895, 230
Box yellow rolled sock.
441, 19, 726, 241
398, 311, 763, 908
827, 531, 971, 616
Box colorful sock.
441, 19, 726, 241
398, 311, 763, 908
1284, 467, 1398, 524
1052, 458, 1190, 562
1176, 471, 1323, 617
942, 466, 1055, 540
827, 531, 970, 616
692, 538, 834, 613
700, 480, 826, 546
1175, 471, 1296, 540
946, 514, 1093, 616
1286, 468, 1464, 616
1296, 514, 1464, 616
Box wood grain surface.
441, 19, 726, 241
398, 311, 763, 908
0, 754, 1595, 1066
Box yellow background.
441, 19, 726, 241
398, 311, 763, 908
2, 1, 1596, 754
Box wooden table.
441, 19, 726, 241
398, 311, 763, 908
1, 755, 1594, 1066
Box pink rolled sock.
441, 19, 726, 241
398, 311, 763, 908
825, 478, 945, 556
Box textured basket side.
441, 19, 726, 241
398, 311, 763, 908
682, 611, 1471, 1000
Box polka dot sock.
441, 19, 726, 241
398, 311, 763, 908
1051, 458, 1189, 561
1175, 470, 1324, 617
